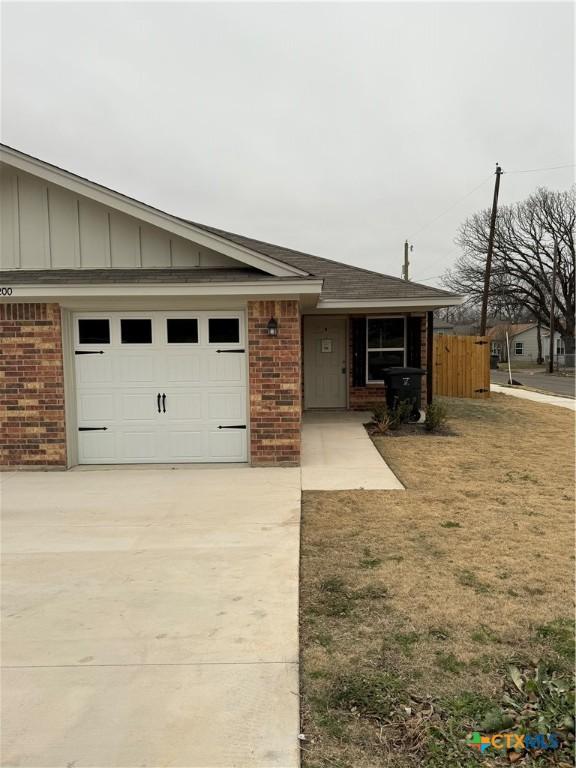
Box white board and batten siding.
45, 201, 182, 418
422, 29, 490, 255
0, 165, 238, 271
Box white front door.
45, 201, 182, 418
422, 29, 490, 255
74, 311, 247, 463
303, 316, 347, 408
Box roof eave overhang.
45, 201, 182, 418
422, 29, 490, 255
0, 146, 309, 279
0, 279, 323, 299
316, 295, 464, 310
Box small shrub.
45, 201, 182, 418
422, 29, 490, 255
424, 400, 448, 432
371, 401, 392, 433
371, 399, 415, 433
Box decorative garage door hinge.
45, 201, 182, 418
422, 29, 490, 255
75, 350, 104, 355
217, 425, 247, 429
474, 388, 489, 393
474, 340, 489, 345
216, 349, 245, 353
78, 427, 108, 431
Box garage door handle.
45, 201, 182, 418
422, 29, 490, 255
162, 393, 166, 413
218, 425, 246, 429
75, 350, 104, 355
216, 349, 245, 353
78, 427, 108, 431
157, 393, 161, 413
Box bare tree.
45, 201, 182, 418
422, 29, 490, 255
444, 186, 575, 354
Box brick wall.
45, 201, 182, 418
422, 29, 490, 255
0, 303, 67, 467
247, 300, 301, 466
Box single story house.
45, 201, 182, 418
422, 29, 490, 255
432, 320, 455, 335
0, 145, 461, 468
487, 323, 565, 365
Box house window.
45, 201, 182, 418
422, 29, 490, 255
556, 338, 565, 355
491, 342, 499, 355
514, 342, 524, 356
367, 317, 406, 382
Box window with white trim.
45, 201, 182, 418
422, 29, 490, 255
556, 338, 565, 355
367, 317, 406, 382
514, 342, 524, 356
491, 342, 500, 355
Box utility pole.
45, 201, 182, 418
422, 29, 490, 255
402, 240, 411, 280
548, 242, 559, 374
479, 163, 503, 336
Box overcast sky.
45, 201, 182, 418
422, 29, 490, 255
1, 1, 574, 285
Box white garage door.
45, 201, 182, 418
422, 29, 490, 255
74, 311, 247, 464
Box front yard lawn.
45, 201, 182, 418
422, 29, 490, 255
300, 395, 575, 767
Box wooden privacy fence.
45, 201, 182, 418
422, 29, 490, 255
433, 335, 490, 399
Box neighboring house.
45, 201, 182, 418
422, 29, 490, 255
433, 320, 455, 335
0, 145, 461, 469
487, 323, 564, 364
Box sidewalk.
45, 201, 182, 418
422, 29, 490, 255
301, 410, 404, 490
491, 384, 576, 411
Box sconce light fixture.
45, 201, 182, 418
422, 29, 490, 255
267, 317, 278, 337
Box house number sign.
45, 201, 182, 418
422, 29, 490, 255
321, 339, 333, 353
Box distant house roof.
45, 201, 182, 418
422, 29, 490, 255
486, 323, 537, 341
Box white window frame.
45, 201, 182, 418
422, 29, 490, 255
514, 341, 524, 356
556, 338, 565, 355
366, 315, 407, 383
491, 342, 499, 355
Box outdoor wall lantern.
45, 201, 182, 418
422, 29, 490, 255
267, 317, 279, 337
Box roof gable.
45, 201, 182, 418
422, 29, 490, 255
0, 144, 307, 278
0, 144, 462, 308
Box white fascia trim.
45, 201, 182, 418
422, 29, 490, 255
317, 296, 464, 309
0, 148, 308, 279
2, 279, 323, 299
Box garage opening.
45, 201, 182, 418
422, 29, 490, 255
73, 311, 247, 463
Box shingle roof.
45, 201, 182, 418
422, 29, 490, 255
486, 323, 536, 340
188, 221, 456, 302
0, 267, 289, 285
0, 142, 460, 305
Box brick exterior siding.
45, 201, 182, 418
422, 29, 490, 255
247, 300, 301, 466
0, 303, 67, 467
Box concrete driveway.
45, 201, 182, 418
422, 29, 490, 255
1, 467, 301, 768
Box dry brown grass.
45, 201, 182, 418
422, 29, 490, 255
300, 394, 575, 768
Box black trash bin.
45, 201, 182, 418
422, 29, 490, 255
490, 354, 500, 370
382, 367, 426, 421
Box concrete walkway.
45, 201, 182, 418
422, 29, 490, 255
1, 467, 301, 768
301, 410, 404, 490
491, 383, 576, 411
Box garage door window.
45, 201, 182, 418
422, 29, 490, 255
209, 318, 240, 343
167, 318, 198, 344
121, 319, 152, 344
78, 319, 110, 345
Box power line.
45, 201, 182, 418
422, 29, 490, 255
409, 163, 574, 240
505, 163, 575, 175
409, 174, 494, 239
